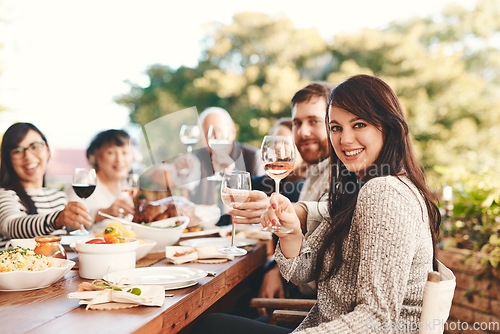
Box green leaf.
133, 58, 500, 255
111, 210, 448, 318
126, 287, 142, 296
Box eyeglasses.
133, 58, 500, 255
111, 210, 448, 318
10, 141, 47, 160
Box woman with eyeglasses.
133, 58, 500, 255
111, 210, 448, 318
0, 122, 91, 246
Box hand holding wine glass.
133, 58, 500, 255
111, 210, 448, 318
219, 170, 251, 256
179, 125, 200, 153
260, 135, 295, 233
70, 168, 96, 235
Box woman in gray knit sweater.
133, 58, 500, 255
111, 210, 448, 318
191, 75, 441, 334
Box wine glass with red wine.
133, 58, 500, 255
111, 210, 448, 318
260, 135, 295, 233
72, 168, 97, 203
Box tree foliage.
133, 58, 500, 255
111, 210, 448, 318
116, 0, 500, 179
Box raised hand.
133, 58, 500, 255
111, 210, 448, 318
228, 190, 269, 225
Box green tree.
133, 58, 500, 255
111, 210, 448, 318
116, 12, 326, 146
324, 0, 500, 176
117, 1, 500, 177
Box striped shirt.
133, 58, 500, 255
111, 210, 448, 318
0, 188, 67, 244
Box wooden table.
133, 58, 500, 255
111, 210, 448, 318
0, 242, 267, 334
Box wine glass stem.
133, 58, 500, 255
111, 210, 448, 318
187, 145, 192, 153
230, 216, 235, 247
275, 179, 280, 194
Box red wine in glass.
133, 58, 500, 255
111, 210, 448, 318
72, 168, 97, 203
72, 184, 96, 199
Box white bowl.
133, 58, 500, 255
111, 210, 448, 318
4, 238, 36, 250
136, 239, 157, 261
74, 239, 138, 279
0, 258, 75, 291
129, 216, 190, 253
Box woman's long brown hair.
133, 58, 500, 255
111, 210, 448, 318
315, 74, 441, 282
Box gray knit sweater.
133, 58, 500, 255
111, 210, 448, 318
275, 176, 433, 333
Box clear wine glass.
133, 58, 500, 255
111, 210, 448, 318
260, 135, 295, 233
72, 168, 97, 204
207, 124, 232, 181
219, 170, 251, 256
179, 125, 200, 153
121, 172, 140, 199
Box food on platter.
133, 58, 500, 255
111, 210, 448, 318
184, 225, 203, 233
133, 196, 197, 226
0, 247, 63, 272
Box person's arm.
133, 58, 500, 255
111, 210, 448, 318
0, 189, 90, 238
257, 265, 285, 316
293, 179, 424, 334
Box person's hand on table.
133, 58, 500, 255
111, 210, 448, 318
257, 266, 285, 316
229, 190, 269, 225
55, 201, 92, 231
95, 197, 135, 223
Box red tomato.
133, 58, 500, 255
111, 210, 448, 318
85, 238, 106, 244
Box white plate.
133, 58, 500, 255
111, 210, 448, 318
103, 267, 207, 287
179, 237, 257, 249
162, 280, 199, 290
0, 259, 75, 291
180, 227, 220, 238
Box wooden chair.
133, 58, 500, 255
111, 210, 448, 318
249, 297, 315, 326
250, 260, 455, 333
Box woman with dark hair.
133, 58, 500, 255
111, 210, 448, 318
66, 129, 135, 226
191, 75, 441, 334
0, 123, 91, 245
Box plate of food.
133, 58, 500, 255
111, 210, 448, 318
0, 247, 75, 291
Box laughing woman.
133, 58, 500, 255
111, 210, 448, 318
191, 75, 441, 334
0, 123, 91, 246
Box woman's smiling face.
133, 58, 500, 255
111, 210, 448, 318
10, 129, 49, 189
328, 105, 384, 180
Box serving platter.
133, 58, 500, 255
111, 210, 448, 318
0, 259, 75, 291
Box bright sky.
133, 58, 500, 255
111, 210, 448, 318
0, 0, 474, 150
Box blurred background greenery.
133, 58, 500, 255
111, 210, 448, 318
114, 0, 500, 266
116, 0, 500, 186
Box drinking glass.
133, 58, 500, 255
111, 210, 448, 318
219, 170, 251, 256
260, 135, 295, 233
121, 172, 140, 199
207, 125, 231, 181
72, 168, 97, 204
179, 125, 200, 153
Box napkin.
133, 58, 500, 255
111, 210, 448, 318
165, 246, 199, 265
68, 285, 165, 310
165, 246, 234, 265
